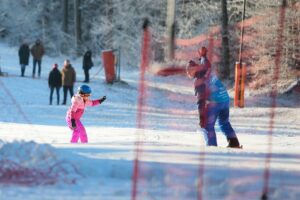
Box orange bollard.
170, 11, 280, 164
234, 62, 246, 107
102, 50, 116, 84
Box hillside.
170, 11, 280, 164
0, 42, 300, 199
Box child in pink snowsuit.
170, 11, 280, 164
66, 85, 106, 143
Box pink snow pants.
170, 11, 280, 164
66, 118, 88, 143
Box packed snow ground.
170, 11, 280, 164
0, 42, 300, 200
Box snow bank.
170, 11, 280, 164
0, 140, 81, 185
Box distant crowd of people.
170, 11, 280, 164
18, 39, 94, 105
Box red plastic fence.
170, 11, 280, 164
132, 19, 151, 200
134, 2, 293, 200
261, 2, 287, 199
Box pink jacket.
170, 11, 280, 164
66, 95, 100, 119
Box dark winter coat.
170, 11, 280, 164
18, 43, 30, 65
31, 43, 45, 60
48, 67, 62, 87
61, 64, 76, 86
82, 50, 93, 70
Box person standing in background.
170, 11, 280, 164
31, 39, 45, 78
82, 50, 93, 83
48, 63, 62, 105
18, 42, 30, 77
61, 59, 76, 105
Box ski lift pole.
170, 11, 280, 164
238, 0, 246, 64
234, 0, 246, 108
117, 47, 121, 81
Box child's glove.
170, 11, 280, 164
71, 119, 76, 129
99, 96, 106, 103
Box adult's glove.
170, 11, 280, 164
186, 60, 198, 78
99, 96, 106, 104
71, 119, 76, 129
189, 60, 197, 67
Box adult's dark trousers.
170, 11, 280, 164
203, 101, 237, 146
62, 86, 74, 105
50, 86, 61, 105
32, 59, 42, 77
84, 68, 90, 82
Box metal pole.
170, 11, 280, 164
117, 48, 121, 81
238, 0, 246, 64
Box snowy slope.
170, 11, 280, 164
0, 42, 300, 200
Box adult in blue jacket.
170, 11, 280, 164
202, 75, 240, 147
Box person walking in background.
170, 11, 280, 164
82, 50, 93, 83
18, 42, 30, 77
66, 85, 106, 143
31, 39, 45, 78
61, 59, 76, 105
48, 63, 62, 105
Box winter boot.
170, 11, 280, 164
227, 137, 241, 148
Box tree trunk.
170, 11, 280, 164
74, 0, 81, 48
62, 0, 68, 33
105, 0, 113, 49
288, 0, 299, 70
166, 0, 175, 61
220, 0, 230, 79
41, 6, 49, 43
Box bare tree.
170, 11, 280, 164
104, 0, 114, 50
220, 0, 230, 79
286, 0, 300, 70
74, 0, 81, 48
62, 0, 68, 33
